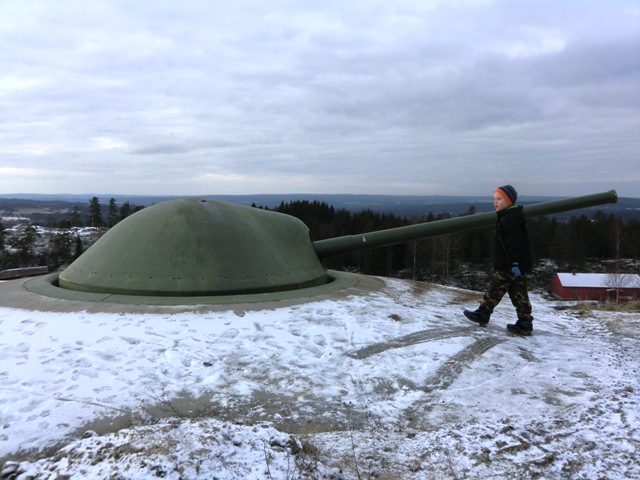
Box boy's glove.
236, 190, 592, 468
511, 262, 521, 277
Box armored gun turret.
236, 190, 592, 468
31, 190, 617, 303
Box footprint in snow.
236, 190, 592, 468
219, 328, 240, 339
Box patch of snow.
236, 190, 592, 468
0, 278, 638, 478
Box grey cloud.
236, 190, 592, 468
527, 38, 640, 88
131, 143, 194, 155
0, 0, 638, 197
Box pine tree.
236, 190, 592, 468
17, 225, 39, 266
118, 202, 145, 221
69, 207, 82, 227
107, 198, 118, 227
47, 232, 73, 270
88, 197, 103, 227
73, 235, 84, 259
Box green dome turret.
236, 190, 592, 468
58, 199, 329, 296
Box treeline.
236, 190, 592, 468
265, 200, 640, 283
58, 196, 145, 228
1, 198, 639, 281
0, 225, 86, 272
0, 196, 144, 271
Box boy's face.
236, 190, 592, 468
493, 192, 510, 212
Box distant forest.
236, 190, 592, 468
267, 199, 640, 282
1, 197, 639, 283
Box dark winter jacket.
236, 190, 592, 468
494, 206, 532, 273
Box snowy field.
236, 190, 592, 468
0, 277, 638, 479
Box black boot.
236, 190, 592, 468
507, 316, 533, 336
464, 304, 491, 326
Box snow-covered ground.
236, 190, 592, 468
0, 277, 638, 479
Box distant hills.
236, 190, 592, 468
1, 192, 638, 223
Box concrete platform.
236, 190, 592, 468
0, 271, 382, 314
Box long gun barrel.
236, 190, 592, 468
313, 190, 618, 259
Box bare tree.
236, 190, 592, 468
605, 272, 639, 305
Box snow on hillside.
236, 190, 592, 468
0, 277, 638, 479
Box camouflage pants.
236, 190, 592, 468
482, 271, 533, 320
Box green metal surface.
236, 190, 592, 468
313, 190, 618, 258
59, 198, 329, 296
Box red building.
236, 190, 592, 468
551, 272, 640, 301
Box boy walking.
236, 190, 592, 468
464, 185, 534, 336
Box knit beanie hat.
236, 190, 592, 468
495, 185, 518, 206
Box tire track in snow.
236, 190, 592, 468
420, 335, 506, 394
345, 327, 506, 429
345, 326, 478, 359
406, 335, 505, 429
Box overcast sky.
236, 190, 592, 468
1, 0, 638, 198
